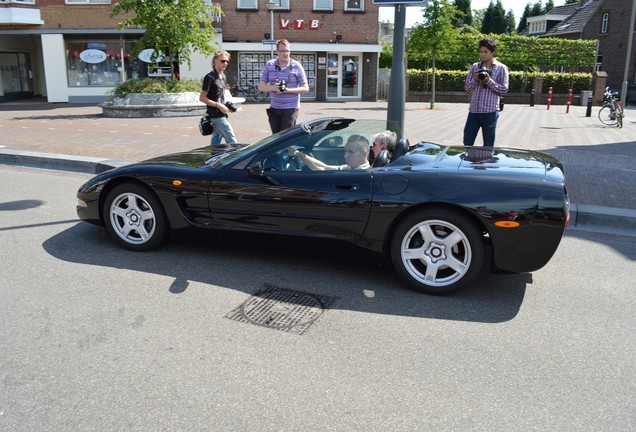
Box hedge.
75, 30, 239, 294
407, 69, 593, 94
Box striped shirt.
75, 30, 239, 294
464, 59, 509, 113
260, 59, 308, 110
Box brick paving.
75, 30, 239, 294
1, 98, 635, 210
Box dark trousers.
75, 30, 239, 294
267, 108, 299, 134
463, 111, 499, 147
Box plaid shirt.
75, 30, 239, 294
464, 59, 509, 113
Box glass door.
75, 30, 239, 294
0, 52, 33, 101
326, 53, 360, 99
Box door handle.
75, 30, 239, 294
335, 183, 360, 191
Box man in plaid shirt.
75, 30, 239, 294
463, 36, 509, 147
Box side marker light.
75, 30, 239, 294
172, 180, 182, 186
494, 221, 520, 228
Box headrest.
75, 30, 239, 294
373, 149, 390, 167
391, 138, 409, 161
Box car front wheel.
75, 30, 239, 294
391, 209, 484, 295
103, 183, 168, 251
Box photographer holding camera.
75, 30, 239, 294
199, 50, 237, 146
463, 36, 509, 147
259, 39, 309, 134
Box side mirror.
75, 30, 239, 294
248, 161, 264, 178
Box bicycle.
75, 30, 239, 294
598, 86, 624, 128
230, 78, 269, 103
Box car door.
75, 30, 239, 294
208, 160, 373, 251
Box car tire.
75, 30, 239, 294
390, 209, 484, 295
103, 183, 168, 251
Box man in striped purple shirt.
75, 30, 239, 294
258, 39, 309, 134
463, 36, 509, 147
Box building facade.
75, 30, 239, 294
0, 0, 381, 103
525, 0, 636, 102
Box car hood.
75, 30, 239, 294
137, 144, 246, 168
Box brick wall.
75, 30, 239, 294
583, 0, 634, 92
221, 0, 379, 45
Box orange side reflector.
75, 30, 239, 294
172, 180, 182, 186
494, 221, 520, 228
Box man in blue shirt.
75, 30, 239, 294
258, 39, 309, 134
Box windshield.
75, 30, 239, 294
209, 118, 404, 169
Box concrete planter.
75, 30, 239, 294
99, 92, 205, 118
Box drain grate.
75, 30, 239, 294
225, 284, 337, 335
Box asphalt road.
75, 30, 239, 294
1, 166, 635, 431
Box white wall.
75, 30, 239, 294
179, 33, 222, 81
41, 34, 68, 102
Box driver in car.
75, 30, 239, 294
287, 134, 371, 171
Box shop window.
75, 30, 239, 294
237, 0, 257, 9
236, 52, 315, 99
345, 0, 363, 11
279, 0, 289, 10
313, 0, 332, 11
65, 38, 171, 87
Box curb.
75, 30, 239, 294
569, 203, 636, 237
1, 149, 635, 237
0, 149, 128, 174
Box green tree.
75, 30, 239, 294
565, 0, 579, 3
408, 0, 460, 108
453, 0, 472, 27
111, 0, 221, 78
481, 0, 507, 34
504, 10, 516, 34
531, 1, 544, 16
544, 0, 555, 13
517, 4, 532, 33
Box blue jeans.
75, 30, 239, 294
210, 116, 237, 145
463, 111, 499, 147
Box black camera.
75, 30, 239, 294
225, 101, 238, 112
476, 67, 490, 80
277, 80, 287, 92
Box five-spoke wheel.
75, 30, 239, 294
103, 183, 168, 251
391, 209, 484, 295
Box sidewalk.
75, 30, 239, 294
1, 99, 635, 235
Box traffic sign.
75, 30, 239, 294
262, 39, 277, 45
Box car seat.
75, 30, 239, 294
391, 138, 409, 162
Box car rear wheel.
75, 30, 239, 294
391, 209, 484, 295
103, 183, 168, 251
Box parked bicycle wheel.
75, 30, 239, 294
598, 105, 618, 126
249, 87, 269, 103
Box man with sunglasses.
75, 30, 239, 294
199, 50, 237, 146
258, 39, 309, 134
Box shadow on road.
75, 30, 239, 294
42, 222, 531, 324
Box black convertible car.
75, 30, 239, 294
77, 118, 570, 295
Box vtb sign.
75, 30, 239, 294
278, 18, 322, 30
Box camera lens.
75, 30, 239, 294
225, 101, 237, 112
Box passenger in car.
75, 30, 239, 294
288, 134, 371, 171
372, 130, 398, 159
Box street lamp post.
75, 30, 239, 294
265, 1, 278, 59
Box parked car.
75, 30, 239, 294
77, 118, 570, 295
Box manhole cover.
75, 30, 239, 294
225, 284, 337, 335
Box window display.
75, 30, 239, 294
237, 52, 316, 98
65, 37, 168, 87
